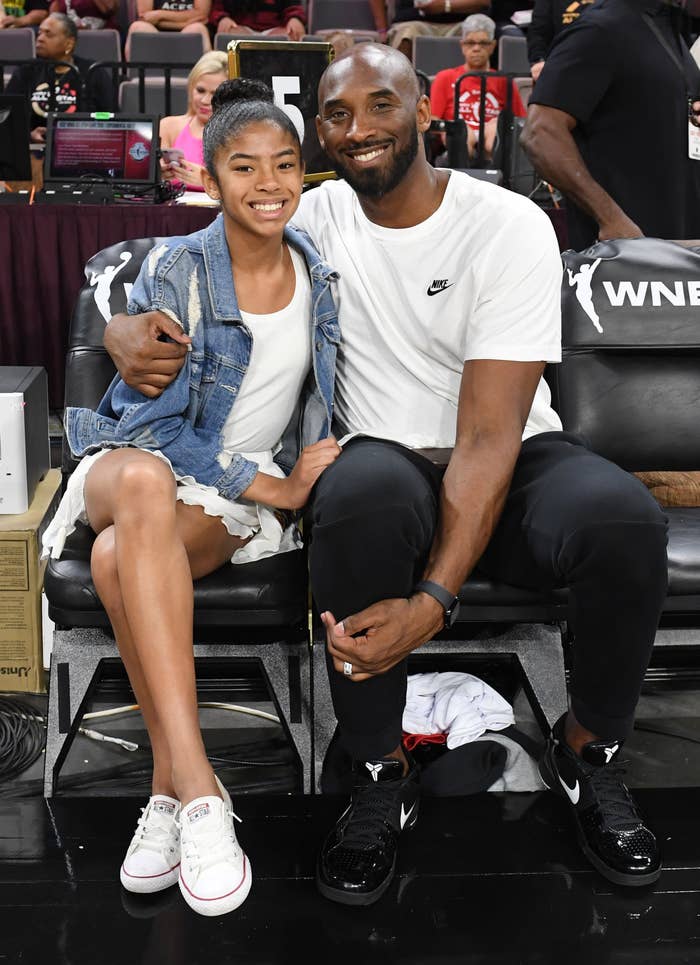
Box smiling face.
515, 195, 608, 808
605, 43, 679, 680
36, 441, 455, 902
36, 16, 74, 62
316, 46, 431, 199
190, 71, 227, 126
461, 30, 496, 70
202, 119, 304, 240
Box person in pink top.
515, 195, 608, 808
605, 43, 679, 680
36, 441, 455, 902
159, 50, 227, 191
430, 13, 526, 162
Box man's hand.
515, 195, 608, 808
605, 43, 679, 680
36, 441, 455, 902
104, 311, 191, 398
598, 212, 643, 241
218, 15, 238, 31
530, 60, 544, 81
322, 594, 444, 682
285, 15, 304, 39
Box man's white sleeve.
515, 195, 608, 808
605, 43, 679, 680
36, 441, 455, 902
464, 205, 562, 364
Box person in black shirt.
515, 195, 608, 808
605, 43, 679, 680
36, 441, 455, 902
527, 0, 595, 80
6, 11, 113, 142
522, 0, 700, 251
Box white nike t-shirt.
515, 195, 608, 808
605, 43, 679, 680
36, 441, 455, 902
293, 172, 563, 447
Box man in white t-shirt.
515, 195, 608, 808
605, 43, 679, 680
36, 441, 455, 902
105, 45, 668, 905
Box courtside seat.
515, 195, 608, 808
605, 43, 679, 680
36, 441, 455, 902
0, 27, 35, 87
75, 28, 121, 63
43, 238, 313, 797
413, 35, 463, 78
118, 76, 188, 114
127, 31, 205, 77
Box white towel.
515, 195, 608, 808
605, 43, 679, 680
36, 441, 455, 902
403, 671, 515, 749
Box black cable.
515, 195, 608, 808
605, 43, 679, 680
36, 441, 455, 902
0, 696, 46, 782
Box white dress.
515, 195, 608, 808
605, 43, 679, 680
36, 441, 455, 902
42, 246, 313, 565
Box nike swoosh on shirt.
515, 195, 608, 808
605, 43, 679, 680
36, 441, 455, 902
400, 802, 416, 829
558, 774, 580, 805
427, 283, 454, 296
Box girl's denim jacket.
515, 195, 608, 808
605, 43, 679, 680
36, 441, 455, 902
64, 215, 340, 502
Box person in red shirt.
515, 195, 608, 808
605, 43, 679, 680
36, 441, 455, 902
430, 13, 526, 161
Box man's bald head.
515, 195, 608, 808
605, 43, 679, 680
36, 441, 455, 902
318, 43, 421, 111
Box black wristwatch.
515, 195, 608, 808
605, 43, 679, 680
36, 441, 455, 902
414, 580, 461, 629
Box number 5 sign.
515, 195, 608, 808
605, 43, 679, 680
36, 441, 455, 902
227, 39, 336, 183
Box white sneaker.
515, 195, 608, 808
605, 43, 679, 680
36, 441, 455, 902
120, 795, 181, 894
178, 775, 252, 917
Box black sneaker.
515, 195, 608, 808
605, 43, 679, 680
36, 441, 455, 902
316, 755, 420, 906
539, 715, 661, 887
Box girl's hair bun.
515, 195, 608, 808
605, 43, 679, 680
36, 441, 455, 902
211, 77, 275, 113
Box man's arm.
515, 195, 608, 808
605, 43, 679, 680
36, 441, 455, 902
103, 311, 190, 398
0, 5, 48, 27
521, 104, 643, 240
324, 358, 545, 681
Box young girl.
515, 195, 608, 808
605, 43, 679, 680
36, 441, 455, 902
42, 78, 341, 917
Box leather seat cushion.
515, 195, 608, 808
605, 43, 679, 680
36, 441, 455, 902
44, 525, 308, 628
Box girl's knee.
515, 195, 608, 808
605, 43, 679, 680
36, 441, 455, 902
115, 455, 176, 506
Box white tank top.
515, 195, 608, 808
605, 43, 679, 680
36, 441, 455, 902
221, 245, 312, 453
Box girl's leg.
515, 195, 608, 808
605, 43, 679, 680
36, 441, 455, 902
85, 449, 247, 805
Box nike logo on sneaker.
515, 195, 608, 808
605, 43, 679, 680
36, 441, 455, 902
427, 279, 454, 296
604, 743, 619, 764
400, 802, 416, 829
558, 774, 580, 805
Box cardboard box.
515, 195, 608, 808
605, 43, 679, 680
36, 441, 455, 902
0, 469, 61, 693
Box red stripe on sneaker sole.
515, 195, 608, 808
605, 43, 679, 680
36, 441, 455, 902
179, 856, 248, 901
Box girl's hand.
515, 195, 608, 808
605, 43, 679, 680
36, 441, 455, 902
279, 437, 341, 509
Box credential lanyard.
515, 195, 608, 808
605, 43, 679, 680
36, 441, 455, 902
642, 11, 700, 96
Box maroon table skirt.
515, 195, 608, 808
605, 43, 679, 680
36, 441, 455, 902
0, 203, 219, 408
0, 202, 569, 409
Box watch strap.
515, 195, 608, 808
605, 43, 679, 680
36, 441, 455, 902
414, 579, 458, 614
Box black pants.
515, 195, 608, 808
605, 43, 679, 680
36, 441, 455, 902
309, 433, 669, 760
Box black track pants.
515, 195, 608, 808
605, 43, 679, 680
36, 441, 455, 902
309, 433, 669, 760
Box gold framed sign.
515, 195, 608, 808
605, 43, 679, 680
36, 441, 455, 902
227, 39, 337, 184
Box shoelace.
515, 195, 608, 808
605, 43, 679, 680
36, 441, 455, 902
340, 782, 402, 852
180, 806, 243, 875
132, 805, 179, 856
585, 761, 642, 831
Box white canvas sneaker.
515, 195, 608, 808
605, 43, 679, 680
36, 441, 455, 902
120, 795, 181, 894
178, 775, 252, 917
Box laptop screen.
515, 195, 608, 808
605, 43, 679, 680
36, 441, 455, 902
44, 114, 158, 185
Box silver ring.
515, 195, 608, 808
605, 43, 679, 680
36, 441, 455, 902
343, 661, 353, 677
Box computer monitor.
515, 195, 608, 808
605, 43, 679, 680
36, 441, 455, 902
43, 113, 159, 186
0, 95, 32, 181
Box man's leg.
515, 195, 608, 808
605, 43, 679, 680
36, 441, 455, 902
477, 431, 668, 885
310, 438, 441, 905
